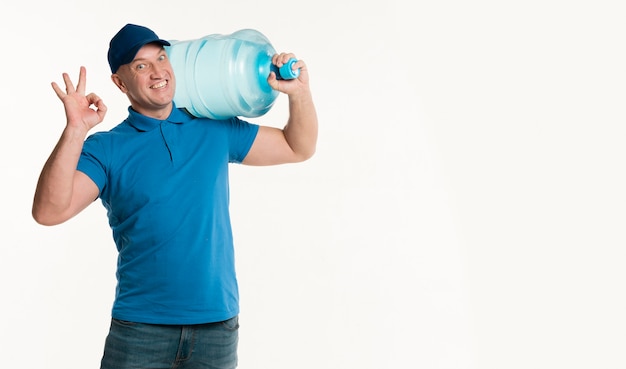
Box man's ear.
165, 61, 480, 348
111, 74, 127, 93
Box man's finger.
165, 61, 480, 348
51, 81, 66, 100
76, 66, 87, 95
62, 72, 75, 93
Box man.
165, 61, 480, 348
32, 23, 317, 369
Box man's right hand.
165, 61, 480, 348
51, 66, 107, 132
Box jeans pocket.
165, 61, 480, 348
220, 316, 239, 331
112, 318, 138, 327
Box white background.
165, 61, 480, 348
2, 1, 625, 368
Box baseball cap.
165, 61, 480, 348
107, 24, 171, 73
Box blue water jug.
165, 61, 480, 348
165, 29, 299, 119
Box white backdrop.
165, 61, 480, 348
2, 1, 625, 368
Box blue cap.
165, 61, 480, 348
107, 24, 171, 73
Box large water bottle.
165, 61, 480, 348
165, 29, 299, 119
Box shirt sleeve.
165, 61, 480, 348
76, 134, 108, 195
227, 117, 259, 163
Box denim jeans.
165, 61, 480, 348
100, 316, 239, 369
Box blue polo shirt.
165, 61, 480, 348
77, 105, 259, 325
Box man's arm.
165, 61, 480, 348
243, 53, 318, 166
32, 126, 100, 225
32, 67, 106, 226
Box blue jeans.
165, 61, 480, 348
100, 316, 239, 369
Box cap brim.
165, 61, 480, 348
121, 39, 171, 67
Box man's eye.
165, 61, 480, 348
158, 55, 166, 61
136, 64, 146, 70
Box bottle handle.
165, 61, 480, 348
271, 58, 300, 80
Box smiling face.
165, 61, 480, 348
111, 43, 176, 119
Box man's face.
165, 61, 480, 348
112, 43, 176, 118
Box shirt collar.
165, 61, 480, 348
126, 102, 194, 132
